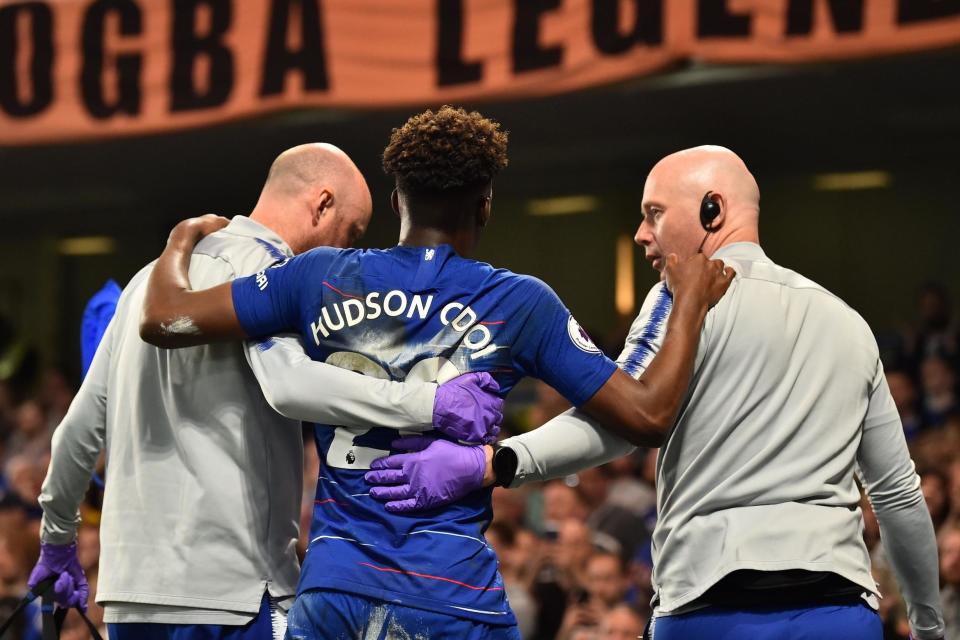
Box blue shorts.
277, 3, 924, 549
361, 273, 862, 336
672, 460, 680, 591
108, 593, 281, 640
285, 589, 521, 640
651, 602, 882, 640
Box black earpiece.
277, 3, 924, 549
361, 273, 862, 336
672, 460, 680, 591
700, 191, 721, 231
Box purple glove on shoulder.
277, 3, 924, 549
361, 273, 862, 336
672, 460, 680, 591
433, 372, 503, 445
28, 542, 89, 611
364, 436, 486, 513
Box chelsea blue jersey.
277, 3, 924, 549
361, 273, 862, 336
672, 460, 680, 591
231, 244, 617, 624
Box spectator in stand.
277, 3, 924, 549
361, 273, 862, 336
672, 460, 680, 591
37, 369, 75, 429
579, 466, 647, 562
556, 594, 605, 640
887, 370, 925, 440
542, 480, 588, 532
920, 469, 951, 531
486, 522, 539, 638
921, 356, 958, 428
584, 551, 628, 610
906, 284, 959, 369
4, 401, 51, 464
555, 551, 629, 640
530, 517, 592, 640
492, 485, 529, 529
557, 520, 604, 591
599, 604, 646, 640
0, 516, 41, 638
1, 452, 46, 519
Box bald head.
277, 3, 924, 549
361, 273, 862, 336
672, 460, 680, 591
650, 145, 759, 216
263, 143, 356, 196
253, 143, 372, 254
636, 145, 761, 272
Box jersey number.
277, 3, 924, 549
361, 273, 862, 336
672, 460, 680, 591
323, 352, 461, 470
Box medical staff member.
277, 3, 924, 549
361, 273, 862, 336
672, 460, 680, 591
29, 143, 502, 640
369, 146, 946, 640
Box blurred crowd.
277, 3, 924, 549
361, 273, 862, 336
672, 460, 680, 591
0, 282, 957, 639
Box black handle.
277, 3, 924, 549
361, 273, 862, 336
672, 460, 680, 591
0, 576, 103, 640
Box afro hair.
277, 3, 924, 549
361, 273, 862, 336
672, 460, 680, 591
383, 106, 509, 194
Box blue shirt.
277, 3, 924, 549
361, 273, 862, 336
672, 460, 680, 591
232, 244, 617, 624
80, 279, 121, 379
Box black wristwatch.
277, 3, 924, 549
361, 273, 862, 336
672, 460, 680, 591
491, 443, 518, 488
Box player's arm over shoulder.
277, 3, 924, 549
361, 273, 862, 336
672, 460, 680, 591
572, 256, 732, 447
140, 216, 326, 348
140, 216, 244, 347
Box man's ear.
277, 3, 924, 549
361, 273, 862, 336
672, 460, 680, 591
477, 195, 492, 228
391, 189, 400, 218
314, 189, 334, 225
705, 192, 726, 231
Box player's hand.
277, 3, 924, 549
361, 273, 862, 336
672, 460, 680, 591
663, 253, 734, 309
433, 372, 504, 444
27, 542, 89, 612
364, 436, 485, 513
167, 214, 230, 246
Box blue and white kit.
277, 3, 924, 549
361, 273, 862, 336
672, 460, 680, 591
232, 244, 617, 625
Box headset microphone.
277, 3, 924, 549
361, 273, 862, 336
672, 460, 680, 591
697, 191, 721, 254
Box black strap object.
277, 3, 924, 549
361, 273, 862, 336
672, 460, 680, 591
0, 576, 104, 640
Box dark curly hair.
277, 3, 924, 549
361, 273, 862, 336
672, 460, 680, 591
382, 106, 508, 195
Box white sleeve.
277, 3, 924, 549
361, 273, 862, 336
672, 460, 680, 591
858, 359, 945, 640
244, 334, 436, 431
502, 407, 636, 487
38, 319, 114, 545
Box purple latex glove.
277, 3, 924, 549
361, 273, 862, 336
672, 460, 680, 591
365, 436, 486, 513
433, 372, 503, 444
27, 542, 89, 611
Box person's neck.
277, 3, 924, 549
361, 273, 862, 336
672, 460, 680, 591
397, 223, 477, 257
250, 206, 303, 254
703, 225, 760, 257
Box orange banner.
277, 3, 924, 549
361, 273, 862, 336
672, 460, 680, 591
1, 0, 958, 145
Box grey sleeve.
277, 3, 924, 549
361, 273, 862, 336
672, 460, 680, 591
244, 335, 436, 431
502, 407, 636, 487
858, 362, 945, 640
39, 319, 114, 544
500, 296, 663, 486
